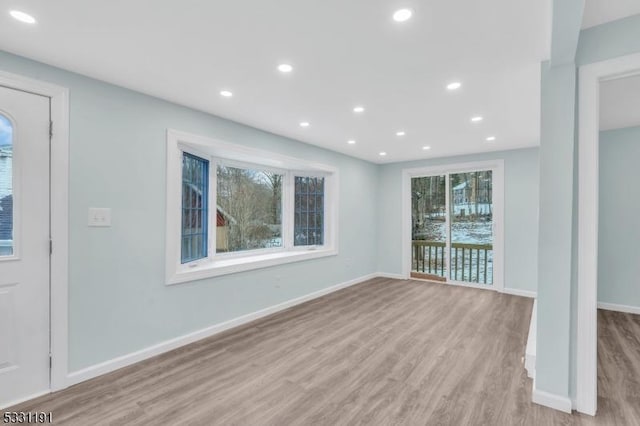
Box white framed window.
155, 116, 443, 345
166, 129, 339, 284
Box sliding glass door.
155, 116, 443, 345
411, 175, 447, 281
449, 171, 493, 285
410, 168, 495, 286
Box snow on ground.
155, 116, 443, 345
412, 219, 494, 284
413, 220, 493, 245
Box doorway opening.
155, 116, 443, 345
0, 71, 69, 409
577, 52, 640, 416
0, 85, 51, 407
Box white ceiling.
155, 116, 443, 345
600, 74, 640, 131
582, 0, 640, 29
0, 0, 551, 163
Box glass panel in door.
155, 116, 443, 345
411, 175, 447, 280
449, 171, 493, 284
0, 114, 13, 256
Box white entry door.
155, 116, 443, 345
0, 86, 51, 407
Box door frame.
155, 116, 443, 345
0, 70, 69, 393
401, 159, 504, 291
576, 52, 640, 416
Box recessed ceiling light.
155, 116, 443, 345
471, 116, 483, 123
278, 63, 293, 73
447, 82, 462, 90
379, 151, 387, 156
299, 122, 310, 127
10, 10, 36, 24
347, 140, 356, 145
396, 131, 406, 136
393, 9, 413, 22
220, 90, 233, 98
353, 106, 365, 113
422, 146, 431, 150
486, 136, 496, 142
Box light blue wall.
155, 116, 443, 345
0, 50, 380, 372
535, 61, 576, 398
598, 126, 640, 308
376, 148, 540, 292
550, 0, 584, 66
577, 14, 640, 66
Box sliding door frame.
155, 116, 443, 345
401, 160, 504, 291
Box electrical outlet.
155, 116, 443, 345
88, 208, 111, 227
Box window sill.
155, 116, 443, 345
166, 248, 338, 285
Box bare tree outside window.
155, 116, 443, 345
216, 165, 283, 252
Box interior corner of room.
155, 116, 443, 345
1, 0, 640, 424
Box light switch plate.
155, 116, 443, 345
88, 208, 111, 227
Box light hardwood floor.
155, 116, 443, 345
5, 278, 640, 425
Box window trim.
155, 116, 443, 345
166, 129, 339, 285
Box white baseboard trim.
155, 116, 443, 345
0, 389, 51, 410
502, 288, 537, 298
525, 300, 537, 379
376, 272, 407, 280
66, 273, 379, 387
532, 381, 573, 413
598, 302, 640, 315
1, 389, 50, 410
